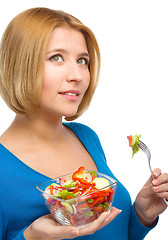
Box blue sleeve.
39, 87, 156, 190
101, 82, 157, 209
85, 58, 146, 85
0, 200, 26, 240
128, 203, 158, 239
0, 200, 7, 240
12, 229, 26, 240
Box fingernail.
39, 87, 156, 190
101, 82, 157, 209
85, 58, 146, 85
114, 209, 122, 216
153, 186, 158, 191
153, 171, 158, 177
152, 179, 159, 185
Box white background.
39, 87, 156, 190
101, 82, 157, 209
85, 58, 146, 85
0, 0, 168, 239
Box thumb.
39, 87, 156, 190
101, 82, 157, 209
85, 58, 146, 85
139, 175, 154, 198
143, 174, 153, 188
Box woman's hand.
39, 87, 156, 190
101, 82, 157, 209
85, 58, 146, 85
24, 207, 121, 240
135, 168, 168, 228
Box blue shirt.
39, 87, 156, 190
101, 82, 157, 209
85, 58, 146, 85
0, 122, 154, 239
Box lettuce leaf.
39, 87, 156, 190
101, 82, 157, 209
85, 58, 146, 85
58, 190, 80, 199
131, 134, 141, 157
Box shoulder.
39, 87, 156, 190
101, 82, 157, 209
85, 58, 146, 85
64, 122, 105, 156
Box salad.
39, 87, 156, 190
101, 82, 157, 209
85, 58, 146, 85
127, 134, 142, 157
43, 166, 115, 226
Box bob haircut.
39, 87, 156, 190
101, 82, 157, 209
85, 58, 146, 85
0, 7, 100, 121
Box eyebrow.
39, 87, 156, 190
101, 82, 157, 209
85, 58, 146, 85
47, 48, 90, 59
47, 48, 67, 55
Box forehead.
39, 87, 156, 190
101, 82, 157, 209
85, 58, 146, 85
47, 27, 88, 53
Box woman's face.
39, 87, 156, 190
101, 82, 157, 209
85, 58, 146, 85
40, 27, 90, 118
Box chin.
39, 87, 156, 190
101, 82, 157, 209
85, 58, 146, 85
63, 109, 78, 119
39, 104, 79, 118
64, 112, 77, 119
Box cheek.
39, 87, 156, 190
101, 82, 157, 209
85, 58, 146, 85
42, 63, 62, 91
42, 63, 53, 90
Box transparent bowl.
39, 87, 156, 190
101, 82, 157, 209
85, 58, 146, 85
37, 170, 117, 229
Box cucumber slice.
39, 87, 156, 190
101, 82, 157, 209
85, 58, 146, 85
75, 173, 87, 179
61, 202, 73, 214
92, 177, 110, 190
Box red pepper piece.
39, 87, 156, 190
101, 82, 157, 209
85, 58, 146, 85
127, 135, 132, 147
73, 166, 85, 178
77, 202, 89, 209
72, 188, 81, 194
87, 188, 113, 199
72, 166, 95, 186
107, 192, 113, 202
102, 188, 113, 194
75, 183, 91, 189
50, 185, 54, 195
66, 196, 73, 200
94, 191, 109, 197
88, 196, 105, 208
93, 205, 104, 212
78, 178, 95, 185
46, 196, 53, 205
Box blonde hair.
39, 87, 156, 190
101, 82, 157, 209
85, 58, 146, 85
0, 7, 100, 120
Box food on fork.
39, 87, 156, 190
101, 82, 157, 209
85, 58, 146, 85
127, 135, 142, 157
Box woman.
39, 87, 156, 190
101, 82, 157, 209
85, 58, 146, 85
0, 7, 167, 240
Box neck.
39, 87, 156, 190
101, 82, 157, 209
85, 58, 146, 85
10, 113, 66, 145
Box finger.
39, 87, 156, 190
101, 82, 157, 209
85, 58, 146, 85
26, 215, 80, 240
79, 207, 121, 236
152, 168, 162, 179
156, 192, 168, 200
40, 215, 80, 239
78, 211, 109, 236
152, 172, 168, 186
97, 207, 122, 230
153, 182, 168, 193
49, 225, 79, 239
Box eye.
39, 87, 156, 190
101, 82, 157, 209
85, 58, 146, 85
77, 58, 88, 65
49, 54, 63, 63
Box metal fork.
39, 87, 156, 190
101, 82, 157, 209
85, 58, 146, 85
138, 140, 154, 179
138, 140, 168, 204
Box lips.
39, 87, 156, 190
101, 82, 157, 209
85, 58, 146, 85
59, 90, 80, 96
59, 89, 80, 101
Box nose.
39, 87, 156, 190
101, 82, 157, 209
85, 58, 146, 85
66, 62, 83, 83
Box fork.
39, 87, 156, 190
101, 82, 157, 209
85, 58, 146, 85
138, 140, 154, 179
138, 140, 168, 204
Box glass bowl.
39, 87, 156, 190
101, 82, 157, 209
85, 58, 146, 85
36, 169, 117, 229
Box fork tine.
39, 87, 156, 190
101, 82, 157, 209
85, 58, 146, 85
138, 140, 148, 150
138, 143, 147, 153
138, 141, 150, 155
138, 143, 146, 151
